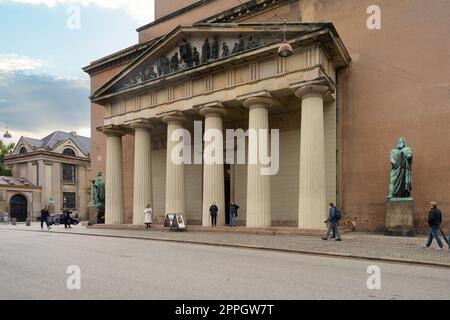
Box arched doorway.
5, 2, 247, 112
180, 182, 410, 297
10, 194, 28, 222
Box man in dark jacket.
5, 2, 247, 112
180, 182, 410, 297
423, 202, 444, 249
40, 206, 51, 231
229, 202, 239, 227
63, 209, 72, 229
209, 202, 218, 227
322, 203, 341, 241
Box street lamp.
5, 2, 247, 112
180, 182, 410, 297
2, 121, 12, 139
278, 20, 293, 58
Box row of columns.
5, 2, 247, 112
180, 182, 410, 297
103, 83, 331, 229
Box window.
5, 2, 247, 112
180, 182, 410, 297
62, 164, 76, 182
63, 148, 76, 157
19, 147, 27, 155
63, 192, 76, 209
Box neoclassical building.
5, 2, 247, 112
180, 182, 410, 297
4, 131, 91, 220
84, 0, 450, 232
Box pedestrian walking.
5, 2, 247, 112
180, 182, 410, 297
322, 203, 342, 241
40, 206, 51, 231
209, 202, 218, 227
229, 202, 239, 227
423, 202, 444, 249
63, 209, 72, 229
144, 204, 153, 229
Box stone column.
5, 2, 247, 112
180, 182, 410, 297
294, 84, 330, 229
131, 122, 153, 225
200, 105, 226, 227
163, 116, 186, 215
104, 128, 125, 225
243, 97, 273, 228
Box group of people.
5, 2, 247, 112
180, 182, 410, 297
208, 202, 240, 227
140, 200, 449, 249
39, 206, 74, 230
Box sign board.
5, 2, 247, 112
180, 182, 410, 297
164, 213, 186, 231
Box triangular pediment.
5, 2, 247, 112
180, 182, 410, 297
91, 22, 349, 103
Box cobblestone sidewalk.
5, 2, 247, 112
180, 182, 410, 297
1, 223, 449, 267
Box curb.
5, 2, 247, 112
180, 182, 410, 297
1, 227, 449, 269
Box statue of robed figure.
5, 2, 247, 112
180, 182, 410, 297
387, 137, 413, 199
92, 171, 105, 209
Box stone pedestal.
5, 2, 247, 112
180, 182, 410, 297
88, 207, 99, 225
385, 198, 415, 237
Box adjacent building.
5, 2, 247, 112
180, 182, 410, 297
4, 131, 91, 220
83, 0, 450, 233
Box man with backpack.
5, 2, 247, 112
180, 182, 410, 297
322, 203, 342, 241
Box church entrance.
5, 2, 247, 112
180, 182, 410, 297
10, 194, 28, 222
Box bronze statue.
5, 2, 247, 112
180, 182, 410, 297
211, 36, 219, 60
192, 47, 200, 66
92, 172, 105, 209
238, 35, 245, 52
387, 137, 413, 199
222, 42, 229, 57
201, 39, 211, 63
156, 56, 170, 76
170, 52, 180, 72
179, 38, 192, 67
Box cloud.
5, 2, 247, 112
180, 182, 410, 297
0, 72, 90, 140
0, 54, 44, 73
0, 0, 154, 24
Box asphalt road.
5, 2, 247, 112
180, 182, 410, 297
0, 229, 449, 300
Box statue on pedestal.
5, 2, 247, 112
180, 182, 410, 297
387, 137, 413, 199
92, 171, 105, 209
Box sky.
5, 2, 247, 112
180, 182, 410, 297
0, 0, 155, 142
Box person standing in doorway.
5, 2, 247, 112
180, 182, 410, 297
144, 204, 153, 229
322, 203, 342, 241
40, 206, 51, 231
423, 202, 444, 249
209, 202, 218, 227
229, 202, 239, 227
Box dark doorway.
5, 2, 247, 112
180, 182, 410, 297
10, 194, 28, 222
224, 164, 231, 225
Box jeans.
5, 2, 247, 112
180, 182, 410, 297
41, 217, 49, 229
426, 227, 443, 248
324, 222, 341, 240
229, 213, 236, 226
211, 215, 217, 226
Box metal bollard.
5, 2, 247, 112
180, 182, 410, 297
26, 218, 31, 227
11, 218, 17, 225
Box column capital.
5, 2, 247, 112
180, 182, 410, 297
98, 125, 126, 137
238, 91, 274, 110
161, 112, 187, 125
129, 120, 153, 131
199, 102, 227, 117
290, 80, 334, 100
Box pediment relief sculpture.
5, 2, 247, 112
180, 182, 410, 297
119, 34, 265, 90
